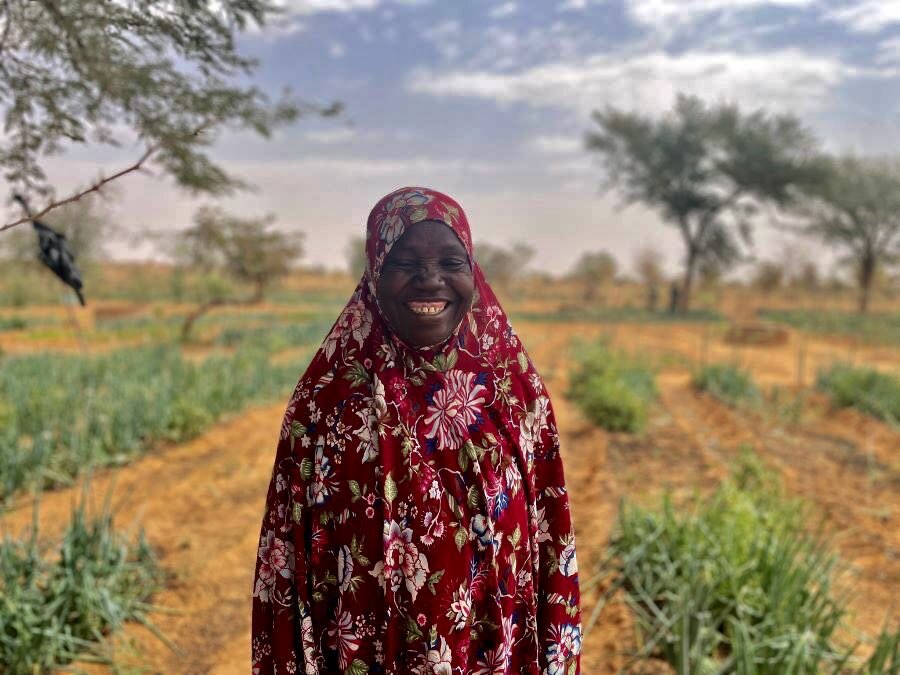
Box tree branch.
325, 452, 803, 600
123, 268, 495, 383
0, 0, 11, 58
2, 122, 212, 233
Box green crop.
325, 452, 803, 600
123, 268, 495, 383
693, 363, 761, 408
817, 364, 900, 425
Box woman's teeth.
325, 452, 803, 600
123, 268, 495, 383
408, 301, 448, 315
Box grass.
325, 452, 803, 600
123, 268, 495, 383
0, 317, 27, 331
0, 334, 323, 505
595, 451, 898, 674
566, 339, 657, 432
693, 363, 761, 408
759, 309, 900, 346
0, 491, 164, 672
816, 364, 900, 425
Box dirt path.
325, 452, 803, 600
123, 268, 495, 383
1, 405, 286, 674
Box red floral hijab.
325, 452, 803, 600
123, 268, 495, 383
252, 187, 581, 675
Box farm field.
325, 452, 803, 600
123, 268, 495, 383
0, 278, 898, 674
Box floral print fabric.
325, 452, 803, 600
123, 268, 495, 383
252, 187, 581, 674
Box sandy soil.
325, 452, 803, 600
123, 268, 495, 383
0, 320, 897, 673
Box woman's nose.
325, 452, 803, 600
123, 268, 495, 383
414, 262, 443, 285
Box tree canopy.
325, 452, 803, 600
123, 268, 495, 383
586, 94, 824, 310
0, 0, 338, 230
791, 155, 900, 313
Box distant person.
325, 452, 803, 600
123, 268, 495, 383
251, 187, 582, 674
669, 282, 680, 313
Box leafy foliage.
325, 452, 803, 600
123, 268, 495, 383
475, 241, 535, 289
0, 496, 163, 671
693, 363, 760, 407
586, 94, 823, 310
600, 453, 895, 674
569, 250, 618, 301
790, 155, 900, 313
0, 0, 335, 200
566, 339, 657, 432
816, 364, 900, 424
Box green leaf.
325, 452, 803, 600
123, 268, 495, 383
427, 569, 445, 594
446, 349, 458, 370
343, 360, 370, 387
299, 458, 313, 481
467, 485, 481, 510
345, 658, 368, 675
290, 420, 306, 437
455, 526, 468, 551
457, 445, 469, 472
517, 351, 529, 373
510, 525, 521, 549
292, 502, 303, 523
383, 473, 398, 503
349, 480, 362, 500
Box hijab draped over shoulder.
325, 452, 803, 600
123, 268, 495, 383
252, 187, 581, 675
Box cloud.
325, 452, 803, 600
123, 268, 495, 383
408, 49, 857, 117
531, 135, 584, 154
625, 0, 814, 29
329, 42, 346, 57
422, 19, 462, 61
489, 2, 518, 18
824, 1, 900, 33
877, 36, 900, 65
303, 128, 357, 143
277, 0, 427, 14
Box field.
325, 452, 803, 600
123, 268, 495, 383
0, 267, 897, 673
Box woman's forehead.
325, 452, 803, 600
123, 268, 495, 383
388, 221, 467, 257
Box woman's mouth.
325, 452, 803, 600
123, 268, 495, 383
406, 301, 449, 316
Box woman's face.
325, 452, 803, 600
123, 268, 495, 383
376, 220, 475, 348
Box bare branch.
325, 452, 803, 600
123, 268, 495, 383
2, 122, 213, 233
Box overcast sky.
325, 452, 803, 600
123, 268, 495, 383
34, 0, 900, 275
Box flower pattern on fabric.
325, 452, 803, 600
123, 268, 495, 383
252, 187, 581, 675
424, 370, 488, 451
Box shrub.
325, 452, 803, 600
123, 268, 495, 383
817, 364, 900, 424
567, 340, 657, 432
693, 363, 760, 408
0, 495, 163, 671
599, 452, 896, 674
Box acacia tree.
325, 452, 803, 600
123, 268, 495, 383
476, 241, 535, 290
173, 206, 304, 340
632, 246, 665, 310
570, 250, 617, 301
586, 94, 823, 311
791, 155, 900, 313
0, 0, 339, 231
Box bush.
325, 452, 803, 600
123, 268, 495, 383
759, 309, 900, 346
599, 452, 897, 674
567, 340, 657, 432
817, 364, 900, 424
0, 495, 163, 671
693, 363, 760, 408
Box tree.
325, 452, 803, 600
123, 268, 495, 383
586, 94, 823, 311
752, 260, 785, 295
345, 235, 367, 278
0, 0, 340, 232
791, 155, 900, 313
633, 246, 665, 310
171, 206, 303, 339
475, 241, 535, 289
569, 250, 617, 301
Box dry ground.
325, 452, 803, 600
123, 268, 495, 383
0, 319, 897, 673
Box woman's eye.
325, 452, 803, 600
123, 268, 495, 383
442, 259, 467, 271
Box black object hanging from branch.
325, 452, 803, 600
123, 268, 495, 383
13, 195, 87, 306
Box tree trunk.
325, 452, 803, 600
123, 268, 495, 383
181, 297, 228, 342
680, 249, 697, 312
857, 254, 875, 314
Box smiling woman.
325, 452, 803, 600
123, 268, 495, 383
251, 187, 582, 675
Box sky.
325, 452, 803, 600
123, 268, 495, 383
35, 0, 900, 275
